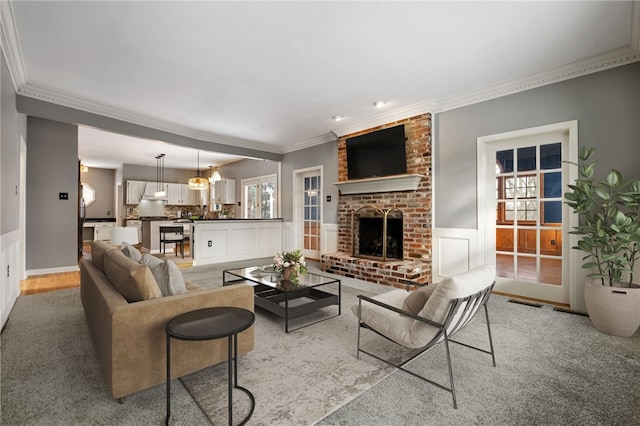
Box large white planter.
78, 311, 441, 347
584, 280, 640, 337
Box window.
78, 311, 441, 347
242, 174, 277, 219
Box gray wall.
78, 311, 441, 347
1, 53, 26, 234
282, 140, 339, 223
122, 163, 196, 183
219, 158, 280, 216
435, 61, 640, 229
26, 117, 78, 270
81, 167, 115, 218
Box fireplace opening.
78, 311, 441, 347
352, 206, 403, 261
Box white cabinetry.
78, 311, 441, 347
94, 223, 114, 241
126, 180, 146, 204
167, 183, 197, 205
214, 179, 236, 204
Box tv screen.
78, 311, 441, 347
346, 125, 407, 180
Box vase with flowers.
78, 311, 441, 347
273, 249, 307, 287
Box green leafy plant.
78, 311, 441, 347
564, 147, 640, 287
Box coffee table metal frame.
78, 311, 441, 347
223, 266, 341, 333
165, 307, 255, 426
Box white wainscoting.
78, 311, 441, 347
322, 223, 338, 255
432, 228, 481, 282
1, 230, 21, 329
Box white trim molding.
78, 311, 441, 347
334, 174, 424, 195
432, 228, 481, 282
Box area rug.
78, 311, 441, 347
179, 281, 398, 425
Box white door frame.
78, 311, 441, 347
293, 165, 323, 260
477, 120, 581, 308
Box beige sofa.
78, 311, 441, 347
80, 241, 254, 401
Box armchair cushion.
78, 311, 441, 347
352, 290, 439, 349
402, 284, 437, 315
420, 265, 496, 324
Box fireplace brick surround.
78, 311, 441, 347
321, 113, 432, 288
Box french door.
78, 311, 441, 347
295, 168, 322, 260
478, 122, 577, 305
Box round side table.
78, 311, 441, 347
165, 307, 255, 426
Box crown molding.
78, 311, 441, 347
0, 0, 27, 92
331, 100, 435, 138
18, 82, 285, 154
284, 132, 338, 153
432, 46, 640, 114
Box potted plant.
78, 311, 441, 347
564, 146, 640, 337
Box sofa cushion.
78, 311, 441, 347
141, 254, 186, 297
104, 249, 162, 302
420, 265, 495, 324
120, 241, 142, 262
402, 284, 437, 315
91, 240, 116, 273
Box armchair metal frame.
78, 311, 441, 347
356, 281, 496, 409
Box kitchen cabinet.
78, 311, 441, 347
167, 183, 197, 205
94, 222, 114, 241
126, 180, 146, 204
214, 179, 236, 204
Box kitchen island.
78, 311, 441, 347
141, 218, 191, 254
191, 219, 283, 266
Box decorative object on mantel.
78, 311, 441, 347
273, 249, 307, 286
333, 173, 424, 195
564, 146, 640, 337
188, 150, 209, 190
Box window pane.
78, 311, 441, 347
543, 172, 562, 198
543, 201, 562, 224
496, 150, 514, 173
540, 143, 561, 170
517, 146, 536, 172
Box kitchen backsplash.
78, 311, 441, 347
126, 204, 235, 219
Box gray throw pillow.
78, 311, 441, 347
141, 254, 186, 296
120, 241, 142, 263
402, 284, 437, 315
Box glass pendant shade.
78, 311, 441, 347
188, 176, 209, 190
188, 150, 209, 190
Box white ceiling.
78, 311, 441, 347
4, 1, 640, 169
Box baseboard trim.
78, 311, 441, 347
26, 265, 80, 277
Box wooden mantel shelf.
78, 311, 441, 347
333, 174, 424, 195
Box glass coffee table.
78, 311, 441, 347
223, 266, 341, 333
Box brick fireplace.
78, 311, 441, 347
321, 113, 432, 288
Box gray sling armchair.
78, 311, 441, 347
354, 265, 497, 408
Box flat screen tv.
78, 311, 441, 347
346, 124, 407, 180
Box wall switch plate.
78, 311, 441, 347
326, 195, 331, 202
208, 241, 212, 247
59, 192, 69, 200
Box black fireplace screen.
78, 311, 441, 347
352, 206, 403, 261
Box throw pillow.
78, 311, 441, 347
402, 284, 437, 316
104, 249, 162, 302
420, 265, 496, 324
91, 240, 116, 273
141, 254, 187, 297
120, 241, 142, 262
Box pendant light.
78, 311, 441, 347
155, 154, 167, 197
188, 150, 209, 190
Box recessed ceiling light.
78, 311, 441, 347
332, 115, 345, 122
374, 101, 386, 108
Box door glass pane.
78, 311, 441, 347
542, 201, 562, 225
245, 184, 257, 218
303, 174, 321, 253
543, 172, 562, 198
496, 253, 514, 279
516, 255, 537, 283
517, 146, 536, 172
260, 182, 275, 218
496, 149, 514, 173
540, 143, 561, 169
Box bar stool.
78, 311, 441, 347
159, 226, 185, 258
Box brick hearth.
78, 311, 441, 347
321, 113, 432, 288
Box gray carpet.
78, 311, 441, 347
0, 288, 208, 425
3, 260, 639, 425
319, 295, 640, 425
